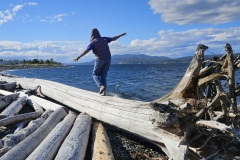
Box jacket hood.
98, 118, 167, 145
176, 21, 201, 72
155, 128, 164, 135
90, 28, 101, 41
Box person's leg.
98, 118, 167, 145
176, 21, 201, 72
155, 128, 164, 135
92, 59, 104, 88
100, 59, 111, 90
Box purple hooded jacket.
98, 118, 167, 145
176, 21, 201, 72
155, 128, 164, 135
89, 28, 112, 60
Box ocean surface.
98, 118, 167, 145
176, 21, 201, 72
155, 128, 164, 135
7, 62, 239, 102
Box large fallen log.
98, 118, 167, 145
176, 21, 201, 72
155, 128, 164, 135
0, 89, 62, 111
0, 82, 17, 91
0, 96, 27, 117
54, 113, 92, 160
0, 107, 67, 160
0, 93, 19, 111
26, 111, 76, 160
0, 111, 42, 127
0, 43, 239, 159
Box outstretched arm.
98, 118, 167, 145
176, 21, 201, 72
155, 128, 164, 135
112, 33, 126, 41
73, 49, 90, 62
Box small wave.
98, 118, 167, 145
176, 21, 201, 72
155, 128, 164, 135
3, 70, 15, 72
106, 92, 122, 98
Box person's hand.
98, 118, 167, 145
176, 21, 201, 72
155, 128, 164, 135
121, 33, 126, 36
73, 57, 79, 62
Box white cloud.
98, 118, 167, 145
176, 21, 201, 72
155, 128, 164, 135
126, 27, 240, 57
28, 2, 38, 6
1, 27, 240, 62
0, 41, 88, 63
40, 14, 68, 23
0, 10, 13, 25
149, 0, 240, 25
12, 5, 23, 13
0, 2, 38, 25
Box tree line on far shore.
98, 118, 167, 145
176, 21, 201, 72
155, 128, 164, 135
0, 58, 59, 65
22, 58, 57, 64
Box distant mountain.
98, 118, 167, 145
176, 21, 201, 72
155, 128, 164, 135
80, 54, 172, 65
111, 54, 171, 64
79, 53, 240, 65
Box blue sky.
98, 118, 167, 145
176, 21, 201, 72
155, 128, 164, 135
0, 0, 240, 63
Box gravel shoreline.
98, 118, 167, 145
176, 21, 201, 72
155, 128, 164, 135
104, 123, 166, 160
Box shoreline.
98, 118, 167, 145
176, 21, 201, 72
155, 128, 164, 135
0, 64, 67, 73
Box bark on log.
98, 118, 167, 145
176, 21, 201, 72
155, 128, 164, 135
0, 93, 19, 111
0, 107, 67, 160
0, 82, 17, 91
26, 111, 76, 160
0, 110, 53, 156
14, 120, 29, 133
0, 96, 27, 117
91, 122, 115, 160
0, 111, 42, 127
55, 113, 92, 160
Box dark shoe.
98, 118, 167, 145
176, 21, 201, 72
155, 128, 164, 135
99, 85, 105, 94
100, 91, 106, 96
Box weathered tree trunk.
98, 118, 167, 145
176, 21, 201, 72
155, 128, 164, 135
223, 43, 238, 113
54, 113, 92, 160
0, 111, 42, 127
0, 96, 27, 117
0, 82, 17, 91
0, 93, 19, 111
0, 90, 62, 111
0, 107, 67, 160
26, 111, 76, 160
153, 44, 208, 106
91, 122, 115, 160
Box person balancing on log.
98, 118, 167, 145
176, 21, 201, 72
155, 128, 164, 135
74, 28, 126, 96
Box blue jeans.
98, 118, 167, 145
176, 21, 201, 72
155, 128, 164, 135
93, 58, 111, 89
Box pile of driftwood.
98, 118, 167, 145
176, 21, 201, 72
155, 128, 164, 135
0, 43, 239, 160
0, 89, 114, 160
151, 43, 240, 159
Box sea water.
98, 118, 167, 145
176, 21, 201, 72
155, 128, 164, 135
4, 63, 240, 102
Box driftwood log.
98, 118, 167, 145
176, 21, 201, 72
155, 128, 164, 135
26, 112, 76, 160
91, 122, 115, 160
0, 98, 44, 127
54, 112, 92, 160
0, 43, 239, 159
0, 111, 42, 127
0, 90, 62, 111
0, 93, 19, 111
0, 96, 27, 117
0, 82, 16, 91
